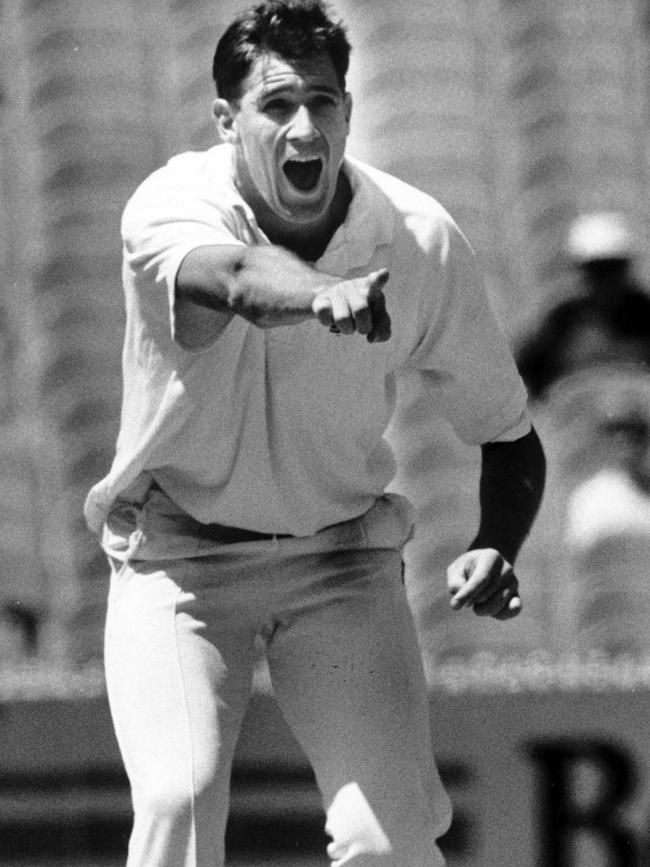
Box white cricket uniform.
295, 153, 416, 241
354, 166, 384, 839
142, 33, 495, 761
89, 144, 530, 867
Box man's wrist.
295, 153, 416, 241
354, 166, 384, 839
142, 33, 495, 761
468, 536, 520, 565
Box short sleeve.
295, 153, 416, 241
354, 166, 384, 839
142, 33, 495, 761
121, 152, 248, 347
408, 220, 531, 445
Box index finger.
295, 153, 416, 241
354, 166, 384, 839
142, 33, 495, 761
367, 268, 389, 298
367, 291, 391, 343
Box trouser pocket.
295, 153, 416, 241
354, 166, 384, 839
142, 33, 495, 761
359, 493, 415, 550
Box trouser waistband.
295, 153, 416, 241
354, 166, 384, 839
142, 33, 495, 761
103, 481, 415, 562
191, 522, 293, 544
146, 482, 294, 544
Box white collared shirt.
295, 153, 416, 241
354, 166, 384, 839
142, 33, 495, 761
85, 144, 530, 536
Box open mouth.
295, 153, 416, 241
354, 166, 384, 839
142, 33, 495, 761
282, 157, 323, 192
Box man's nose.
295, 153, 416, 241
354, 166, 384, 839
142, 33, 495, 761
287, 105, 318, 141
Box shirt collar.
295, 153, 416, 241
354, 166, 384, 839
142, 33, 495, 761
316, 157, 394, 274
218, 146, 394, 271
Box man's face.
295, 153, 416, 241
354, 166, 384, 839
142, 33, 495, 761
220, 51, 352, 226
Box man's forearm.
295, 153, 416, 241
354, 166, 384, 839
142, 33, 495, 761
174, 243, 392, 346
470, 427, 546, 564
176, 244, 335, 328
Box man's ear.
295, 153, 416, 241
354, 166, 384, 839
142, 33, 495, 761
213, 98, 238, 143
344, 92, 353, 129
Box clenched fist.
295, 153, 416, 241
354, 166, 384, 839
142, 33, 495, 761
447, 548, 521, 620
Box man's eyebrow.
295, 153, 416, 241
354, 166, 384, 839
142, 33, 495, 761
259, 82, 341, 99
308, 83, 341, 95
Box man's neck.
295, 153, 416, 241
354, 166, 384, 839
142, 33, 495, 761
252, 170, 352, 263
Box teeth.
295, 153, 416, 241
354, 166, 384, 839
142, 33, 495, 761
286, 155, 321, 163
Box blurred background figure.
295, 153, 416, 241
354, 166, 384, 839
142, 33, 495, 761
0, 600, 43, 658
515, 212, 650, 657
0, 600, 43, 664
516, 211, 650, 400
561, 395, 650, 656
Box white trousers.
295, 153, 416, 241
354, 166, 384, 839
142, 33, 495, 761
103, 487, 452, 866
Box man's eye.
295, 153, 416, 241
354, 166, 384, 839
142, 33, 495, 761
264, 99, 292, 113
311, 95, 336, 110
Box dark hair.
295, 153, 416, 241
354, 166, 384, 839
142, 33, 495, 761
213, 0, 351, 103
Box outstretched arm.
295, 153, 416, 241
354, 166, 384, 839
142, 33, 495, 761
174, 244, 391, 347
447, 426, 546, 620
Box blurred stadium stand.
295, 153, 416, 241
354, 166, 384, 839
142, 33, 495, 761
0, 0, 648, 675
